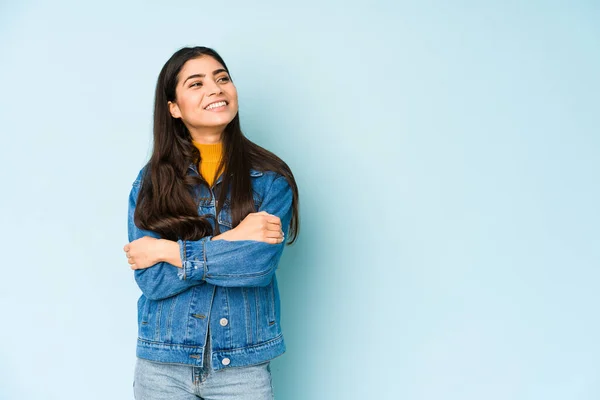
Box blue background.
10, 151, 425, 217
1, 1, 598, 399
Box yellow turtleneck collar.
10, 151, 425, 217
192, 140, 224, 186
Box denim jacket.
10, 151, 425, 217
127, 164, 292, 370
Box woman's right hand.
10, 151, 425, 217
212, 211, 284, 244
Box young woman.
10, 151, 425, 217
123, 46, 299, 400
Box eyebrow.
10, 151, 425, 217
182, 68, 229, 85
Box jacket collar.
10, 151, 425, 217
188, 164, 264, 186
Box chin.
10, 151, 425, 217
207, 115, 236, 126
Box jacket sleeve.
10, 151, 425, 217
128, 180, 205, 301
177, 175, 294, 288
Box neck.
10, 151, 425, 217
187, 126, 224, 144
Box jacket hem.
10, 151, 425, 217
136, 334, 286, 370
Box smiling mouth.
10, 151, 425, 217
204, 101, 228, 110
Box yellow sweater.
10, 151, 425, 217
193, 141, 223, 187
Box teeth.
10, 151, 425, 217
205, 101, 227, 110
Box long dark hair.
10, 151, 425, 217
134, 46, 299, 244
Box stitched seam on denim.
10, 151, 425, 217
218, 219, 232, 228
202, 239, 207, 281
217, 204, 232, 228
224, 287, 233, 350
267, 176, 291, 232
182, 241, 187, 280
242, 288, 252, 345
184, 288, 195, 343
163, 297, 172, 341
155, 301, 163, 341
255, 287, 261, 343
265, 175, 281, 203
212, 333, 284, 353
220, 199, 262, 207
206, 265, 275, 279
203, 325, 212, 371
268, 284, 276, 324
136, 333, 283, 352
136, 338, 204, 349
202, 285, 217, 367
166, 295, 178, 341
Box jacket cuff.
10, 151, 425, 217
176, 237, 209, 281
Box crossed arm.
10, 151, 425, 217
124, 176, 293, 300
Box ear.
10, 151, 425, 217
168, 101, 182, 119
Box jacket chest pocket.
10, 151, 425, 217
217, 197, 262, 229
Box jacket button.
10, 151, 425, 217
221, 357, 231, 366
219, 318, 228, 326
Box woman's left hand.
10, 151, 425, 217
123, 236, 162, 270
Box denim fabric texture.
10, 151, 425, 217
128, 164, 292, 371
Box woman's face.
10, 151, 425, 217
169, 56, 238, 140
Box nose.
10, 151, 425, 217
206, 79, 223, 97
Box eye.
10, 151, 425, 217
217, 76, 231, 83
189, 81, 202, 88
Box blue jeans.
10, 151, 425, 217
133, 333, 274, 399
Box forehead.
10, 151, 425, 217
178, 56, 226, 79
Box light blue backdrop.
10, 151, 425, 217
1, 1, 598, 399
